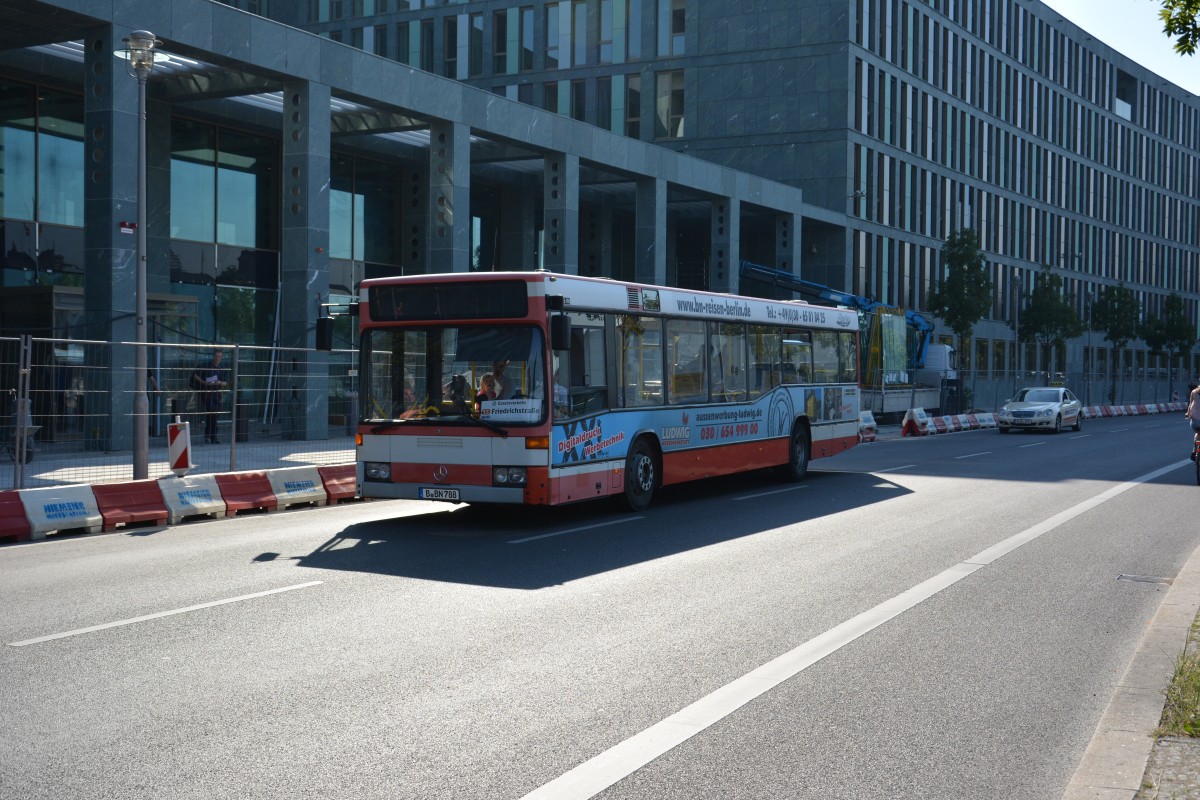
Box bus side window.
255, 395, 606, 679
566, 314, 609, 415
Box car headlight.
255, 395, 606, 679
364, 461, 391, 480
493, 467, 527, 486
999, 406, 1010, 415
1038, 408, 1055, 417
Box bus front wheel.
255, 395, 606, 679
776, 425, 810, 482
619, 439, 657, 511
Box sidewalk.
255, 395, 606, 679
2, 434, 355, 491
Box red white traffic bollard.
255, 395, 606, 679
167, 416, 194, 477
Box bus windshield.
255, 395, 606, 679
363, 324, 547, 424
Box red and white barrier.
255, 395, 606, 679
93, 479, 169, 531
158, 474, 228, 525
19, 485, 103, 540
0, 490, 32, 543
858, 411, 877, 443
168, 418, 194, 476
901, 407, 932, 436
214, 471, 278, 515
265, 465, 328, 509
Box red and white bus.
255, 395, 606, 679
355, 271, 860, 510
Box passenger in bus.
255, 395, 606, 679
477, 373, 498, 401
490, 360, 517, 400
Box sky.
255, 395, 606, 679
1040, 0, 1200, 96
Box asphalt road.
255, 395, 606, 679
1, 413, 1197, 800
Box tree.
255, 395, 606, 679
925, 229, 993, 353
1090, 283, 1142, 401
1020, 265, 1084, 353
1144, 293, 1198, 387
1160, 0, 1200, 54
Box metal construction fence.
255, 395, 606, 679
2, 336, 356, 490
2, 334, 1193, 490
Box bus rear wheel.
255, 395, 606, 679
776, 425, 810, 482
619, 439, 657, 511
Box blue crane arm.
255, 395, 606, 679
740, 261, 936, 367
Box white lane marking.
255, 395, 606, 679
874, 464, 917, 473
509, 518, 640, 544
1019, 441, 1046, 448
517, 461, 1186, 800
7, 581, 324, 647
734, 486, 809, 501
954, 452, 990, 460
1069, 435, 1091, 440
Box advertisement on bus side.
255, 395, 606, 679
551, 385, 857, 465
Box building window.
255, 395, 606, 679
546, 4, 560, 69
520, 6, 534, 71
544, 82, 559, 113
493, 10, 509, 73
468, 13, 484, 76
572, 0, 588, 66
626, 0, 643, 60
598, 76, 613, 130
397, 22, 410, 64
655, 70, 683, 139
328, 29, 343, 43
625, 74, 641, 138
443, 17, 458, 78
571, 79, 586, 121
657, 0, 684, 56
518, 83, 533, 104
420, 19, 434, 71
600, 0, 614, 64
349, 26, 363, 49
373, 24, 388, 56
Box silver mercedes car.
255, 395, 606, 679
997, 387, 1083, 434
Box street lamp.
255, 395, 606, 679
116, 30, 164, 479
1085, 291, 1094, 406
1011, 273, 1022, 395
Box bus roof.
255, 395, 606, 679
360, 271, 859, 331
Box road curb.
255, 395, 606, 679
1060, 539, 1200, 799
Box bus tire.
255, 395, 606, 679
776, 424, 810, 482
618, 438, 658, 512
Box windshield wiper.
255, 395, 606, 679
444, 413, 510, 438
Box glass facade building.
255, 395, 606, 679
284, 0, 1200, 377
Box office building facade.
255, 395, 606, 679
281, 0, 1200, 379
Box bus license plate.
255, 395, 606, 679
420, 487, 460, 501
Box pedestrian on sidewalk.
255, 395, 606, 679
191, 350, 229, 444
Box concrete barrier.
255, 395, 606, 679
318, 464, 358, 503
214, 471, 278, 515
858, 411, 877, 443
93, 479, 169, 532
901, 407, 931, 436
158, 474, 228, 525
265, 465, 328, 510
0, 490, 31, 543
19, 485, 103, 540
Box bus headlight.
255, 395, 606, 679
493, 467, 527, 486
364, 462, 391, 481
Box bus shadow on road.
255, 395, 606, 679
291, 469, 911, 589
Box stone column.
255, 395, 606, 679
428, 120, 471, 273
498, 184, 536, 270
710, 197, 740, 293
82, 24, 141, 452
635, 177, 666, 285
777, 212, 801, 277
542, 152, 579, 274
581, 206, 613, 278
280, 80, 331, 440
